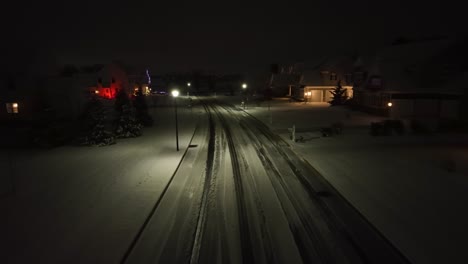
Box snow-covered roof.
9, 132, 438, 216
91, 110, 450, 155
299, 55, 356, 86
362, 37, 464, 93
271, 73, 301, 87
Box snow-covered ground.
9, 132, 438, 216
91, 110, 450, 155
2, 94, 468, 264
222, 96, 468, 264
0, 96, 201, 263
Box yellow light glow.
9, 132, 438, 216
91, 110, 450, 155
172, 90, 180, 97
187, 82, 191, 86
7, 102, 19, 113
387, 102, 393, 107
242, 83, 247, 89
95, 90, 99, 94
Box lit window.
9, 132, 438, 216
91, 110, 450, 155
6, 103, 19, 114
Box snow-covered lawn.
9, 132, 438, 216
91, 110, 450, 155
0, 97, 201, 263
230, 96, 468, 264
2, 94, 468, 263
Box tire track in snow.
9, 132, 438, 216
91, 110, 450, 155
219, 100, 411, 264
189, 104, 217, 263
201, 102, 256, 264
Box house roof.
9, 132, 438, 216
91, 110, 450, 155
361, 37, 465, 93
271, 73, 301, 87
299, 55, 356, 86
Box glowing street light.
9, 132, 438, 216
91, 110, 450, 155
387, 101, 393, 119
241, 83, 248, 110
172, 89, 180, 151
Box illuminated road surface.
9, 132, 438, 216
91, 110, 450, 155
124, 98, 409, 264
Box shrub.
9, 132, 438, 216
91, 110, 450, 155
410, 119, 429, 134
370, 122, 383, 136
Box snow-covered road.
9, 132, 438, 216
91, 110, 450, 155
123, 98, 409, 264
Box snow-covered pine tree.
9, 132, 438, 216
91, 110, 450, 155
114, 104, 142, 138
77, 97, 115, 146
114, 88, 142, 138
329, 80, 348, 106
115, 87, 130, 114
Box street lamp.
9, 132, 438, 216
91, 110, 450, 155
187, 82, 191, 96
387, 101, 393, 119
172, 89, 180, 151
241, 83, 248, 110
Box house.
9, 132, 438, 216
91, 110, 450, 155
295, 56, 355, 102
0, 62, 132, 123
0, 50, 59, 122
88, 63, 132, 99
352, 37, 466, 121
269, 63, 303, 97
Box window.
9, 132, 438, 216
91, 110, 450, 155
330, 72, 337, 81
6, 103, 19, 114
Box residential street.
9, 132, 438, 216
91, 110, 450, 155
124, 98, 408, 263
2, 96, 468, 264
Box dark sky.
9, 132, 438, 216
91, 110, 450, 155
3, 0, 467, 77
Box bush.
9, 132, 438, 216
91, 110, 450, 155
437, 119, 466, 133
384, 119, 405, 135
370, 122, 383, 136
410, 119, 429, 134
321, 122, 344, 137
370, 120, 405, 136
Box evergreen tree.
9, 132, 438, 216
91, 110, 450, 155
77, 97, 115, 146
115, 88, 130, 114
133, 88, 153, 127
114, 104, 142, 138
114, 88, 142, 138
329, 80, 348, 106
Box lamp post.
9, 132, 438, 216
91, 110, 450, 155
172, 90, 180, 151
242, 83, 247, 110
387, 101, 393, 119
187, 82, 191, 96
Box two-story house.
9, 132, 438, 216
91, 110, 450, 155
294, 56, 354, 102
352, 37, 465, 120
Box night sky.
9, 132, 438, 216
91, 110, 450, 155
3, 0, 467, 77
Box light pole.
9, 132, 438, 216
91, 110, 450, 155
187, 82, 191, 96
387, 101, 393, 119
242, 83, 247, 110
172, 89, 180, 151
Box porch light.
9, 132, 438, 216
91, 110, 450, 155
6, 102, 19, 114
387, 102, 393, 107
